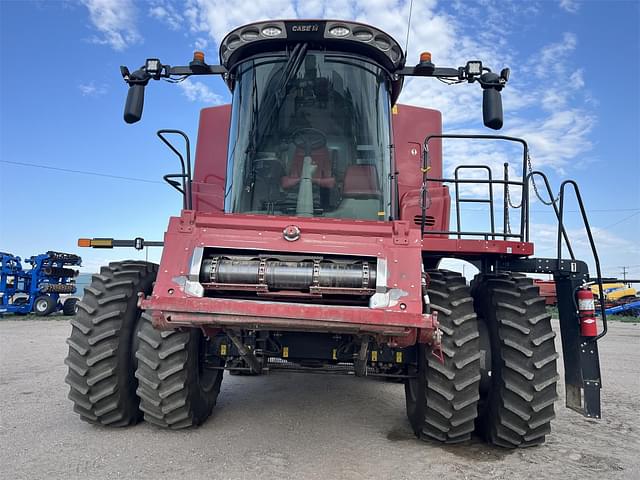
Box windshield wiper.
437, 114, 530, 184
275, 43, 308, 106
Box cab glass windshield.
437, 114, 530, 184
225, 51, 392, 220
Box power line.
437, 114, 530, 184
603, 211, 640, 229
2, 160, 640, 217
0, 160, 164, 185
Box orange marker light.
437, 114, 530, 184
78, 238, 91, 247
420, 51, 432, 63
193, 51, 205, 62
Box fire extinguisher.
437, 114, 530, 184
576, 286, 598, 337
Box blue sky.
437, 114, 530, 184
0, 0, 638, 278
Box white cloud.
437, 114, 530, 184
530, 222, 639, 275
149, 1, 183, 30
534, 32, 577, 78
559, 0, 580, 13
194, 37, 209, 50
185, 0, 297, 42
178, 79, 224, 104
81, 0, 141, 50
506, 109, 595, 173
78, 82, 108, 97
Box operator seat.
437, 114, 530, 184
281, 146, 336, 190
342, 165, 381, 199
327, 164, 382, 220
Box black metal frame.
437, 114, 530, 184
157, 129, 193, 209
207, 330, 417, 378
421, 134, 529, 240
524, 171, 608, 342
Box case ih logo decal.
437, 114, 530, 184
291, 24, 319, 32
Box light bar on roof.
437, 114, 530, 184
219, 20, 405, 71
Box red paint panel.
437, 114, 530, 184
422, 237, 534, 256
146, 212, 426, 329
193, 104, 231, 212
392, 104, 450, 232
145, 296, 430, 329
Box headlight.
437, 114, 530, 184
262, 26, 282, 37
329, 26, 350, 37
145, 58, 161, 75
466, 60, 482, 76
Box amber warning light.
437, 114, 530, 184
78, 238, 114, 248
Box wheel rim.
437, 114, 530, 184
36, 299, 48, 312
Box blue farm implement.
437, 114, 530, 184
0, 251, 82, 316
605, 300, 640, 317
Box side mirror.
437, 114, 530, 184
480, 71, 503, 130
124, 84, 146, 124
482, 88, 503, 130
122, 69, 151, 124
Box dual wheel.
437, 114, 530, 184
65, 262, 558, 446
26, 295, 77, 316
64, 261, 223, 428
405, 270, 559, 448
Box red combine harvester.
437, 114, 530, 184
66, 19, 607, 448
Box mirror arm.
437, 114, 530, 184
165, 64, 227, 76
397, 66, 462, 78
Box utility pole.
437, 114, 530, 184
620, 266, 628, 282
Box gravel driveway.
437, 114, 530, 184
0, 319, 638, 480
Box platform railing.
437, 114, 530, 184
420, 134, 529, 241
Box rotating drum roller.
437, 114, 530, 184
200, 256, 376, 291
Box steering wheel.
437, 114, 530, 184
291, 128, 327, 155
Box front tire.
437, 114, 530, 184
472, 273, 559, 448
34, 295, 55, 316
135, 313, 224, 429
63, 297, 78, 316
405, 270, 481, 443
64, 261, 157, 426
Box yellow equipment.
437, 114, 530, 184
590, 283, 638, 302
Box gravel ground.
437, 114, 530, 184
0, 318, 638, 480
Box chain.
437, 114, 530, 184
505, 151, 560, 212
527, 151, 560, 206
505, 176, 521, 210
503, 150, 561, 234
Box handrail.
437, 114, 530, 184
157, 129, 192, 209
526, 171, 574, 258
557, 180, 608, 342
